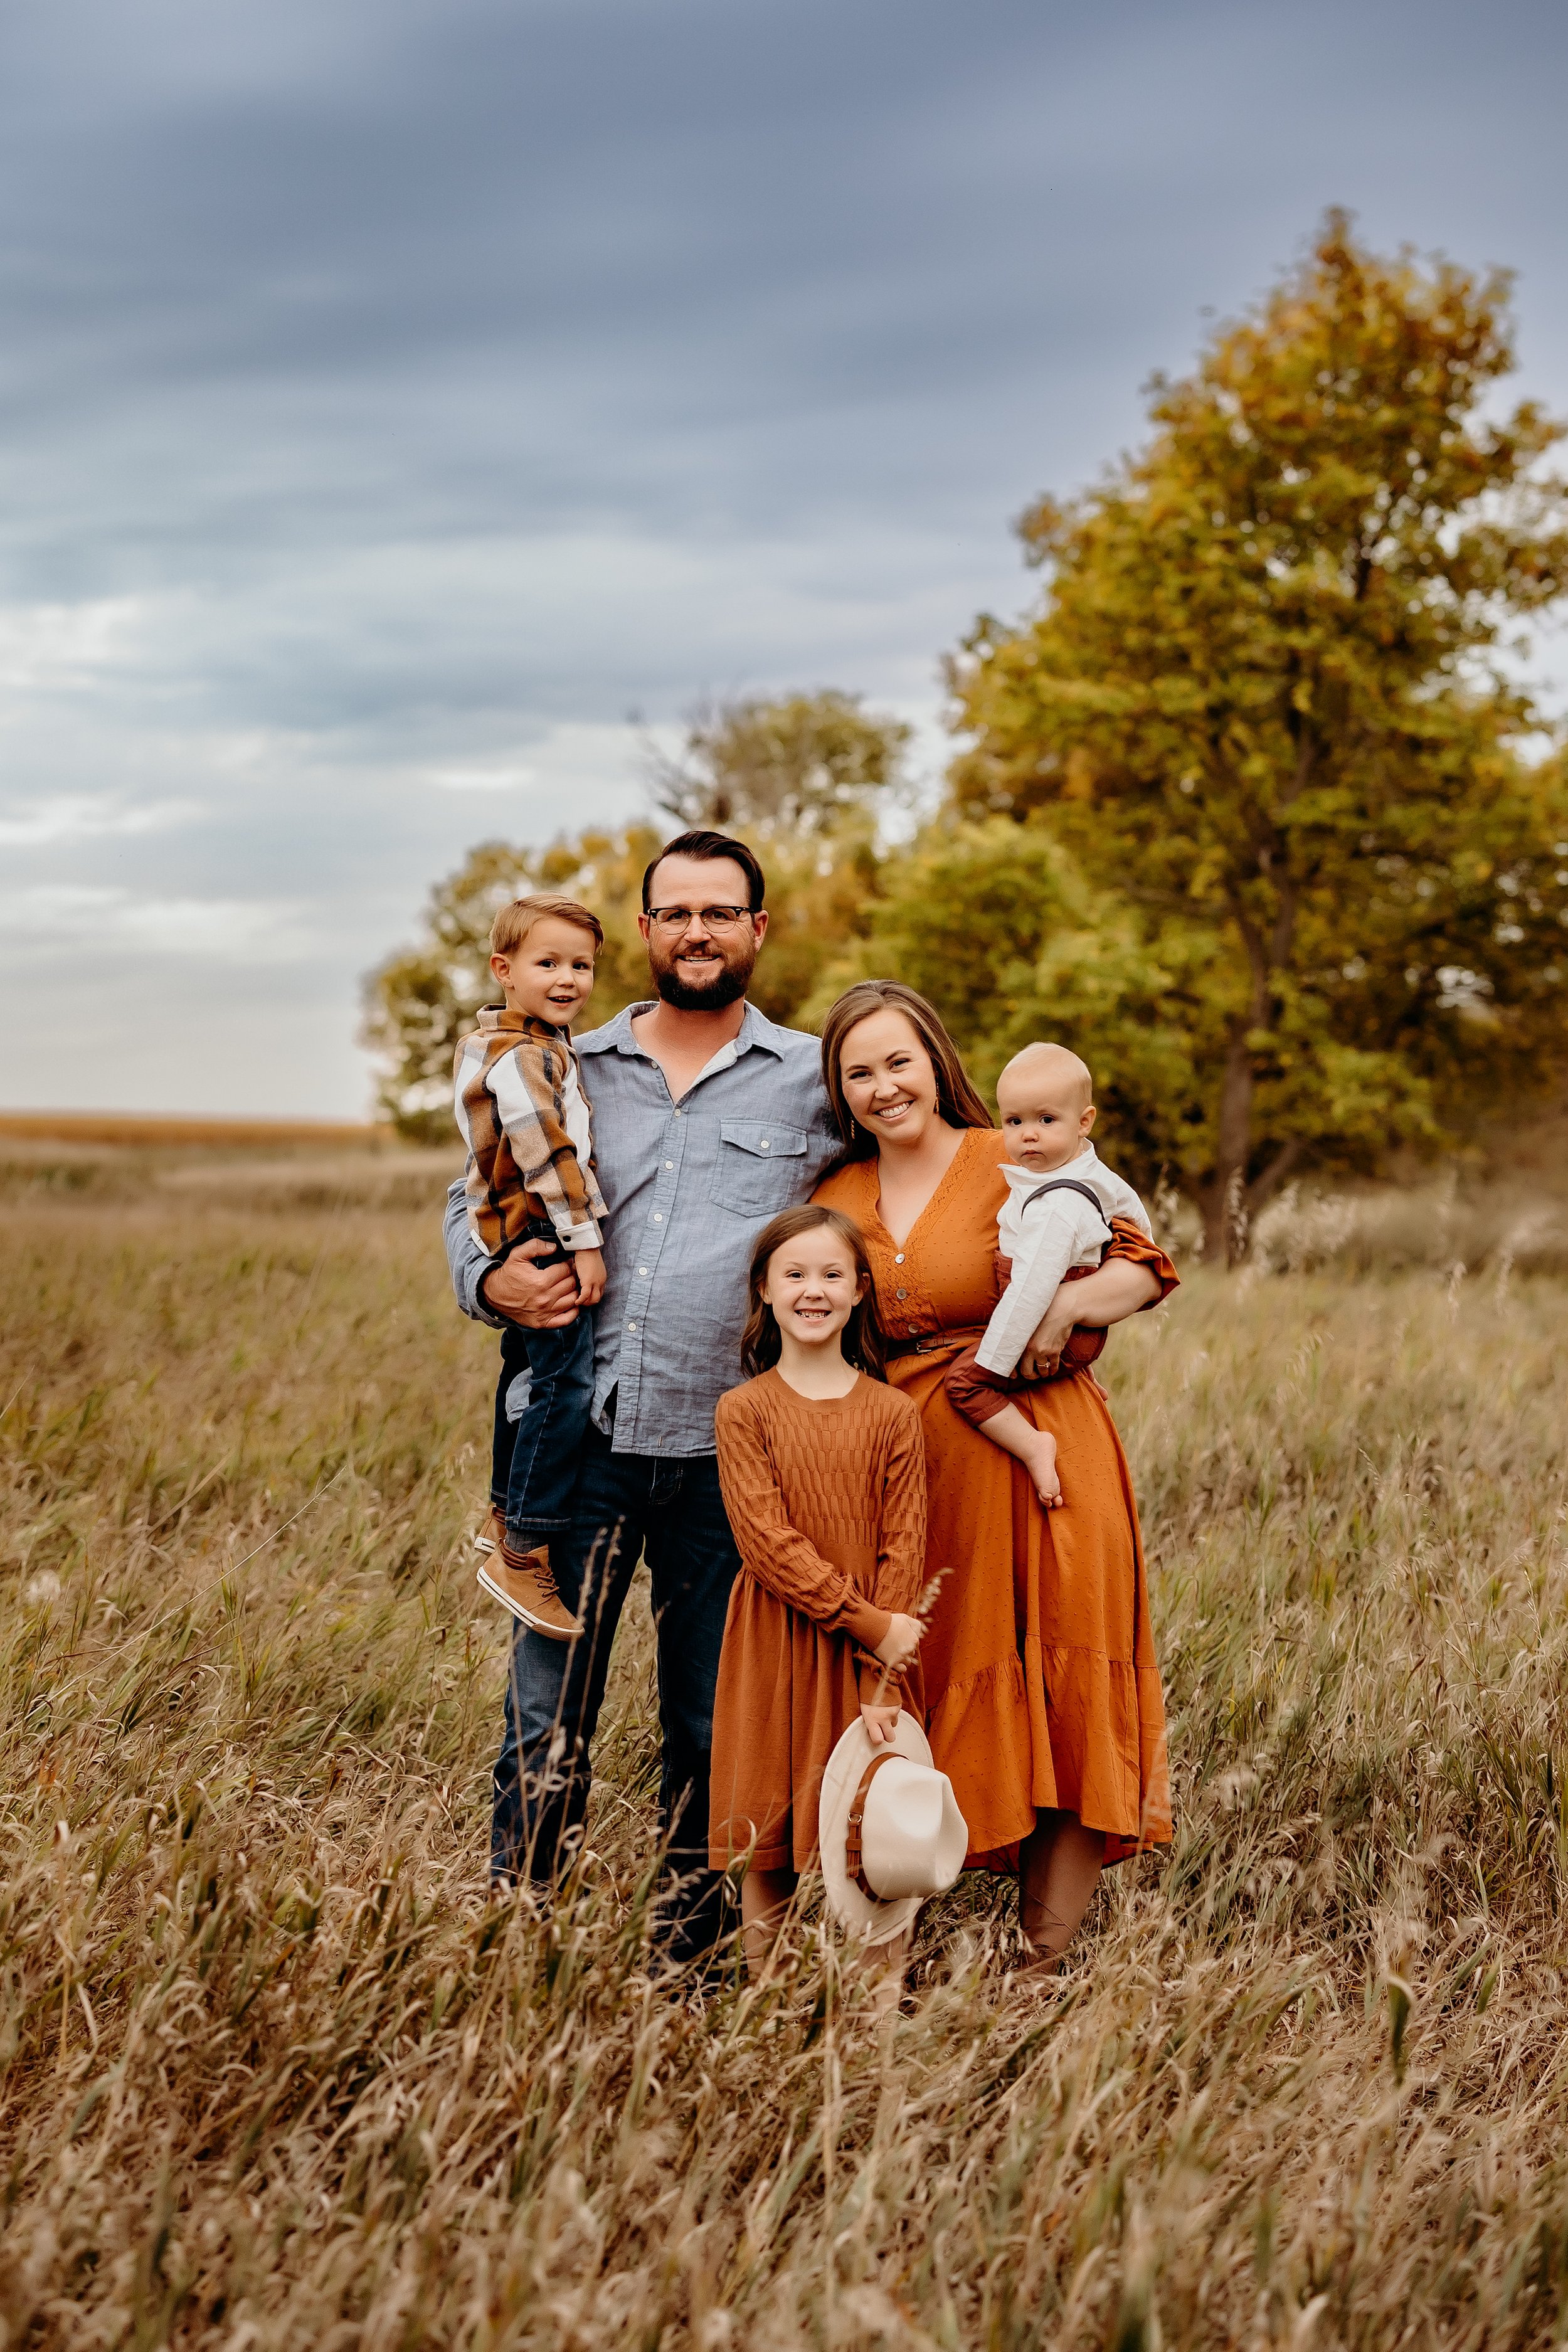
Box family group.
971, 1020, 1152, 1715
442, 829, 1177, 1993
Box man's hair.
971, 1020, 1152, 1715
641, 829, 766, 914
489, 894, 604, 958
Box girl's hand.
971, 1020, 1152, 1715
572, 1248, 607, 1306
874, 1611, 923, 1670
861, 1701, 901, 1747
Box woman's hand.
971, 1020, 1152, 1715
874, 1612, 923, 1670
1017, 1293, 1078, 1382
1017, 1260, 1160, 1380
861, 1701, 902, 1747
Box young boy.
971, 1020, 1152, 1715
944, 1042, 1151, 1508
453, 894, 608, 1638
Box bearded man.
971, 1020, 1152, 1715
443, 829, 839, 1961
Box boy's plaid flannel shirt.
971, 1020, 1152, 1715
453, 1006, 608, 1259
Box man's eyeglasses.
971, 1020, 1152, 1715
645, 904, 755, 933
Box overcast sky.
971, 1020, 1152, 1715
3, 0, 1566, 1116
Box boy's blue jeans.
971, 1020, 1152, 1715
493, 1312, 595, 1551
490, 1321, 533, 1510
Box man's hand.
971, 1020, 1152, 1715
479, 1239, 582, 1328
861, 1701, 902, 1747
572, 1247, 607, 1307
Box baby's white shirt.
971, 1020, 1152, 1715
974, 1145, 1152, 1378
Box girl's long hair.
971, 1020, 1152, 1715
739, 1205, 887, 1381
818, 980, 993, 1162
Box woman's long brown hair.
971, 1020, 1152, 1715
739, 1206, 887, 1380
818, 980, 993, 1162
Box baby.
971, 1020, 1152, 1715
944, 1042, 1150, 1507
453, 893, 608, 1639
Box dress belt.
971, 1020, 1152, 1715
884, 1323, 990, 1360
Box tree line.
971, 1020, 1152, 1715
366, 216, 1568, 1263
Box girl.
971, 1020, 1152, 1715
709, 1205, 928, 1988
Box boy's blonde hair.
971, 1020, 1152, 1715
489, 894, 604, 958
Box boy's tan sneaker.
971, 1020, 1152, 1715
476, 1544, 583, 1641
472, 1507, 506, 1555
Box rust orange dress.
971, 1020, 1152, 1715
815, 1129, 1177, 1870
708, 1369, 928, 1875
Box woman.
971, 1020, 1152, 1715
813, 981, 1177, 1969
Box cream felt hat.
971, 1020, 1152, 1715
818, 1712, 968, 1946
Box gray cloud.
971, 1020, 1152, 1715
1, 0, 1565, 1111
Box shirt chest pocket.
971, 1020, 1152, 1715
708, 1120, 810, 1217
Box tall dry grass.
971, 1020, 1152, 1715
0, 1136, 459, 1215
3, 1181, 1568, 2348
1248, 1172, 1568, 1280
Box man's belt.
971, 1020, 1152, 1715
884, 1325, 990, 1360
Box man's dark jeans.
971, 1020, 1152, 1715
499, 1312, 595, 1550
490, 1423, 740, 1961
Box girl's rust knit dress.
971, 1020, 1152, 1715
709, 1369, 928, 1875
814, 1128, 1177, 1872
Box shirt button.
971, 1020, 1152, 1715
896, 1288, 908, 1300
665, 1161, 674, 1170
638, 1267, 649, 1276
653, 1212, 663, 1221
627, 1320, 637, 1332
760, 1140, 770, 1149
893, 1253, 904, 1264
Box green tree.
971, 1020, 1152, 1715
803, 819, 1079, 1049
949, 213, 1568, 1259
647, 689, 912, 836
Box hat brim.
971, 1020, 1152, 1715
817, 1712, 936, 1946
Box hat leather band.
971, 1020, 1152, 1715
844, 1751, 899, 1900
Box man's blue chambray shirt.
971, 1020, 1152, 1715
443, 999, 842, 1458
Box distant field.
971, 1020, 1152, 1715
0, 1110, 396, 1150
3, 1170, 1567, 2347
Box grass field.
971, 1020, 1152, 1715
3, 1159, 1568, 2349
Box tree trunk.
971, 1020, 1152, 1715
1246, 1138, 1305, 1219
1200, 1027, 1255, 1266
1204, 874, 1292, 1266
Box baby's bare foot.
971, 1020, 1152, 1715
1024, 1442, 1062, 1510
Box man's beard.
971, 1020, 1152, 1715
649, 934, 757, 1012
